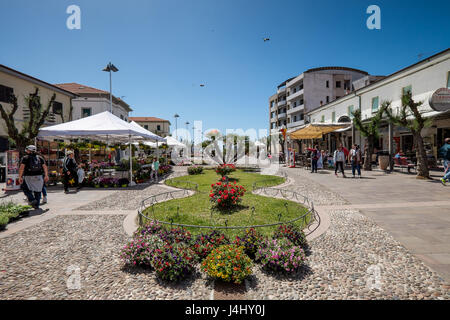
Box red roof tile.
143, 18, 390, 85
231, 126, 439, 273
54, 83, 109, 95
129, 117, 170, 122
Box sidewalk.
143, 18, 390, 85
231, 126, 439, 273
0, 184, 119, 238
288, 167, 450, 281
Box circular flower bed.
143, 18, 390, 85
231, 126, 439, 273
201, 244, 253, 284
121, 220, 309, 282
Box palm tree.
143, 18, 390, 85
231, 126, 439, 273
352, 105, 387, 171
384, 92, 431, 179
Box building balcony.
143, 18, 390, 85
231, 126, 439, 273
277, 100, 286, 107
270, 105, 277, 112
287, 88, 304, 101
278, 112, 287, 119
287, 119, 305, 129
277, 87, 286, 94
287, 104, 305, 114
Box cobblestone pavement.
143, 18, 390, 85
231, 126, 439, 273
0, 166, 448, 299
245, 169, 450, 300
0, 215, 212, 300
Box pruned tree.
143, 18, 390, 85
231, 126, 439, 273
384, 91, 432, 179
352, 104, 387, 171
0, 87, 56, 156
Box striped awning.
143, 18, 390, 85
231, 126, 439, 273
289, 123, 350, 139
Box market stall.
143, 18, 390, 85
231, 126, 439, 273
38, 111, 165, 186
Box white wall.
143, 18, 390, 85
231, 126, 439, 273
308, 52, 450, 123
72, 97, 130, 121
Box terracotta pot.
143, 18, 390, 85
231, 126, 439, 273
379, 155, 390, 170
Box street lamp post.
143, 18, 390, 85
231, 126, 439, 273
185, 121, 190, 144
102, 62, 119, 113
174, 114, 180, 140
192, 125, 195, 159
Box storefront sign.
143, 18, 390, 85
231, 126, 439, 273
429, 88, 450, 112
5, 150, 20, 191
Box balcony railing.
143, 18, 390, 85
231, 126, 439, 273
287, 88, 304, 101
277, 87, 286, 94
278, 112, 287, 119
277, 100, 286, 107
287, 119, 305, 129
287, 104, 305, 114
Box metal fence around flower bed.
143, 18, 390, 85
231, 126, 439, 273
137, 177, 320, 236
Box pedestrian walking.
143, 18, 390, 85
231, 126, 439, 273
18, 145, 49, 209
311, 145, 319, 173
317, 150, 324, 170
151, 158, 160, 182
439, 137, 450, 186
62, 150, 79, 193
333, 145, 346, 178
349, 144, 362, 178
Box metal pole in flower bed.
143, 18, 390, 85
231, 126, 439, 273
129, 135, 136, 186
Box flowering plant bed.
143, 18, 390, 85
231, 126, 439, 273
233, 228, 265, 259
215, 164, 236, 177
188, 165, 203, 175
201, 245, 253, 284
193, 230, 230, 260
273, 224, 308, 249
120, 234, 163, 267
255, 238, 306, 273
0, 202, 33, 228
151, 242, 197, 281
209, 179, 246, 208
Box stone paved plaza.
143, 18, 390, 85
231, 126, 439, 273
0, 166, 449, 300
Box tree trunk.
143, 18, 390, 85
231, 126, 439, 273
363, 137, 373, 171
413, 131, 429, 178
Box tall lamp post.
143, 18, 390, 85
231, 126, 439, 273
185, 121, 190, 143
192, 125, 195, 159
174, 114, 180, 140
102, 62, 119, 113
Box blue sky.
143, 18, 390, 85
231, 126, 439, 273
1, 0, 449, 140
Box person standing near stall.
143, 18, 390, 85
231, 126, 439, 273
18, 145, 49, 209
310, 145, 319, 173
439, 137, 450, 186
62, 150, 79, 193
151, 157, 160, 182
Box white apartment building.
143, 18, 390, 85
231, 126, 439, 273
55, 83, 132, 121
305, 48, 450, 159
269, 67, 370, 134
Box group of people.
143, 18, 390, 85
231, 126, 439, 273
310, 143, 362, 179
17, 145, 163, 210
18, 146, 84, 209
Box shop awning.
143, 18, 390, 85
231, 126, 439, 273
289, 123, 350, 139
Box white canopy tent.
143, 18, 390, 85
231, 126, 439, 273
254, 141, 266, 147
143, 135, 187, 149
38, 111, 165, 185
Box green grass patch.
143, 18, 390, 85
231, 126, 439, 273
142, 169, 311, 237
